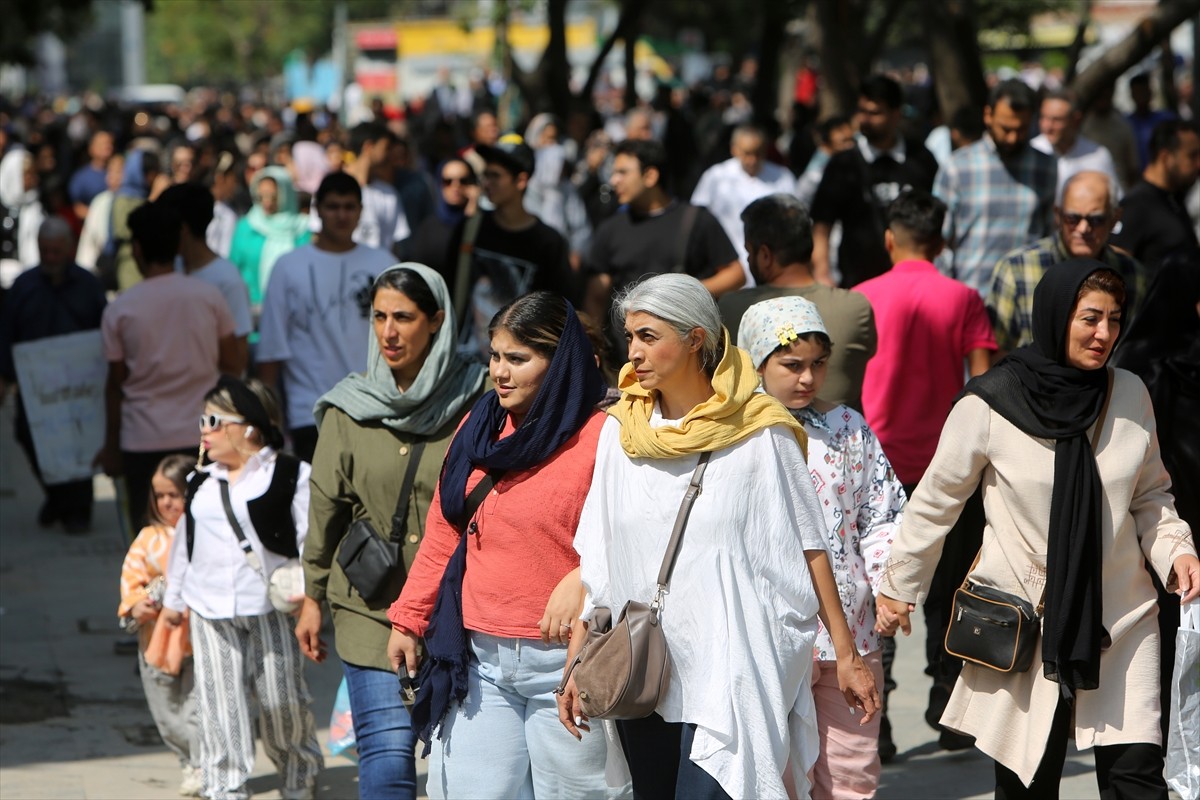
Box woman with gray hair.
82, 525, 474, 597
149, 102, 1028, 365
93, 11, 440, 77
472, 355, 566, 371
557, 273, 879, 799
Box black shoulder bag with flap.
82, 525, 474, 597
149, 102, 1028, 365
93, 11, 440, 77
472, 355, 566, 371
944, 368, 1114, 673
337, 441, 427, 601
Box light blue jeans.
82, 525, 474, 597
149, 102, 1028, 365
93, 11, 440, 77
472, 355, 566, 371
428, 632, 610, 799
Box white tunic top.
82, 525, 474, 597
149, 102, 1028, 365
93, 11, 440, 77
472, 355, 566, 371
576, 412, 828, 799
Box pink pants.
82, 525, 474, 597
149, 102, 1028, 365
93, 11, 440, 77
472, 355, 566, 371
808, 650, 885, 800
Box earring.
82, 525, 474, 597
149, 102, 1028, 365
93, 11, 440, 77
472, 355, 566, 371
197, 440, 206, 465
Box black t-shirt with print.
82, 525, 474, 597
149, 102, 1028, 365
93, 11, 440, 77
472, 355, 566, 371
810, 139, 939, 287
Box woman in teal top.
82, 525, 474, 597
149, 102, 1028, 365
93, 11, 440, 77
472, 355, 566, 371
228, 166, 310, 308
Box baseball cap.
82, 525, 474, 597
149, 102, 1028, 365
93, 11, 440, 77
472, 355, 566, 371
477, 132, 536, 177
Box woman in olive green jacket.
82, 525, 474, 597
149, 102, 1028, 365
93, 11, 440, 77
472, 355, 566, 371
295, 263, 486, 800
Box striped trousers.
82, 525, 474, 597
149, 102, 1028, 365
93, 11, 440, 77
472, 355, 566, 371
190, 610, 323, 800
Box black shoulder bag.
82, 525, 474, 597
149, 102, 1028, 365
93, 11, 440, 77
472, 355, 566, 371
337, 441, 427, 601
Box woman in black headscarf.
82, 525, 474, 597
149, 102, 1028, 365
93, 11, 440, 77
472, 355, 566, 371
876, 259, 1198, 799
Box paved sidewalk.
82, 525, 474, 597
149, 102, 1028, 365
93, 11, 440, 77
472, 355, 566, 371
0, 400, 1117, 799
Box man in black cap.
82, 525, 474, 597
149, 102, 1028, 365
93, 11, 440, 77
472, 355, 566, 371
444, 132, 573, 358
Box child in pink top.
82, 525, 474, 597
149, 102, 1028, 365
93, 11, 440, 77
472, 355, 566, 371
118, 454, 201, 797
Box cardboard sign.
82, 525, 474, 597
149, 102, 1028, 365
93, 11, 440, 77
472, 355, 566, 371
13, 331, 106, 485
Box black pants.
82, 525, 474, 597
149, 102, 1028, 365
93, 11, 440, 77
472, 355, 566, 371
122, 447, 196, 538
288, 425, 318, 464
994, 696, 1167, 800
14, 397, 92, 526
617, 714, 731, 800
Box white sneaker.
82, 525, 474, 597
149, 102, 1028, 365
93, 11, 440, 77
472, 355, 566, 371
178, 765, 203, 797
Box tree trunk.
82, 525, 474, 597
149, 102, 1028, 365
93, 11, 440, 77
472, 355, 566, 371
543, 0, 571, 119
923, 0, 988, 123
623, 14, 639, 109
1070, 0, 1200, 111
752, 0, 790, 128
860, 0, 908, 77
814, 0, 863, 119
1064, 0, 1093, 84
579, 0, 644, 102
1160, 3, 1179, 114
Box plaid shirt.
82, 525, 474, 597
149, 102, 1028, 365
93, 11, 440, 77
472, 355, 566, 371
987, 236, 1145, 352
934, 136, 1057, 298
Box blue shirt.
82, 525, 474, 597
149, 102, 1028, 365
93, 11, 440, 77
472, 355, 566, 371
68, 165, 108, 207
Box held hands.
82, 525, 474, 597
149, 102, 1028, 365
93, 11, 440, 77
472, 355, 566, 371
555, 673, 591, 740
836, 653, 880, 726
1170, 554, 1200, 603
388, 627, 421, 680
875, 594, 915, 637
293, 597, 327, 663
540, 568, 584, 645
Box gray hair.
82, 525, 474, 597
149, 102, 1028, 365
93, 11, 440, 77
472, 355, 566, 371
1057, 170, 1120, 212
38, 216, 74, 243
615, 274, 725, 374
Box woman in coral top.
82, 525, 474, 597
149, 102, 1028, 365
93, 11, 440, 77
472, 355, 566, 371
387, 291, 614, 799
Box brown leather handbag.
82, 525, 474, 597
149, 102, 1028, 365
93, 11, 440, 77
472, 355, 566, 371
557, 452, 711, 720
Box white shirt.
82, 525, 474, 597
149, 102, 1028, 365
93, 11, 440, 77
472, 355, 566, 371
256, 243, 396, 429
164, 448, 310, 619
576, 414, 827, 800
185, 256, 254, 338
311, 180, 411, 250
206, 201, 238, 259
690, 157, 798, 283
1030, 133, 1122, 203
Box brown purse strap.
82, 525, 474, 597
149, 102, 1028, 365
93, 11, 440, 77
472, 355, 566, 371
652, 451, 712, 604
960, 367, 1114, 616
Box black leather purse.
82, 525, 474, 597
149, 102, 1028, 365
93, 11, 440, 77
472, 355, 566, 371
336, 441, 425, 601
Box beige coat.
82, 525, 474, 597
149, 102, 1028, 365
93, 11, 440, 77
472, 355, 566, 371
882, 369, 1195, 785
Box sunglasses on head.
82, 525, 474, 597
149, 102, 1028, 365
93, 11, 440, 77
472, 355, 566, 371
1061, 212, 1109, 229
199, 413, 246, 432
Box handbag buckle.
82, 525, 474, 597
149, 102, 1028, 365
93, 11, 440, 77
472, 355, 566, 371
650, 587, 667, 616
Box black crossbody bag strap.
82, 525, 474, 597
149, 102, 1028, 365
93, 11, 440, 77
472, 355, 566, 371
389, 441, 427, 543
218, 478, 268, 583
461, 471, 500, 530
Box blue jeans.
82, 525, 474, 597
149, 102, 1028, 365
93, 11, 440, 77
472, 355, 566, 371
428, 632, 610, 799
342, 661, 417, 800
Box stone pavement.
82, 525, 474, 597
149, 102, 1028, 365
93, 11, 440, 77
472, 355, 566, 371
0, 400, 1116, 799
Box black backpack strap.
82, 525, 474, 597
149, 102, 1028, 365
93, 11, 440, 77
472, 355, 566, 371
672, 204, 700, 274
184, 471, 211, 560
390, 441, 428, 543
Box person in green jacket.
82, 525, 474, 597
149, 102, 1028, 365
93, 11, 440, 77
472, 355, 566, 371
294, 262, 487, 800
228, 166, 310, 309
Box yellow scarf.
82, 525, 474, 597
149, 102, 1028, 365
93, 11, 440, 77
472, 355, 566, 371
607, 330, 807, 459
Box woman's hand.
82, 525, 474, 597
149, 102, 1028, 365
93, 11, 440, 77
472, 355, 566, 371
388, 627, 422, 678
160, 608, 184, 628
555, 673, 591, 740
875, 594, 915, 636
130, 598, 159, 624
1170, 554, 1200, 603
539, 567, 583, 645
293, 597, 327, 663
836, 653, 880, 726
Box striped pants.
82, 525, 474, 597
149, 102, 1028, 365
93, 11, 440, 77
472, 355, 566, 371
190, 610, 323, 800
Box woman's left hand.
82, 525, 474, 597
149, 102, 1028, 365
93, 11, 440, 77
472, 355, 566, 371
540, 567, 583, 645
555, 673, 591, 740
836, 653, 880, 726
1171, 554, 1200, 603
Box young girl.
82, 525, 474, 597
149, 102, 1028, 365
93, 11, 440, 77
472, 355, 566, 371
739, 296, 905, 800
118, 454, 202, 797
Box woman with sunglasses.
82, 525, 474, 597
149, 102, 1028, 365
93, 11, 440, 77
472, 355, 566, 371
407, 159, 478, 275
293, 264, 487, 800
162, 376, 323, 800
386, 291, 616, 799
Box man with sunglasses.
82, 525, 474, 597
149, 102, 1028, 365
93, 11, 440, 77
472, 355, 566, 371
988, 170, 1144, 356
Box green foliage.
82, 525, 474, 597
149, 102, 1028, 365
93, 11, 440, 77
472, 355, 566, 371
145, 0, 394, 86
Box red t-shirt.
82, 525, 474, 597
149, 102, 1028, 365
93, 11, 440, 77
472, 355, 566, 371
856, 260, 996, 486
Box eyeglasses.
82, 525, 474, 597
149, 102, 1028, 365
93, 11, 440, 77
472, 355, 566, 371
1061, 212, 1109, 229
199, 413, 246, 431
442, 176, 475, 187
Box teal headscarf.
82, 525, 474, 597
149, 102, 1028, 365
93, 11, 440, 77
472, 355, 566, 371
314, 263, 487, 436
246, 166, 310, 293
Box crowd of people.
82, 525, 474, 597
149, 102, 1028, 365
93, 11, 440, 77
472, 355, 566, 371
1, 55, 1199, 800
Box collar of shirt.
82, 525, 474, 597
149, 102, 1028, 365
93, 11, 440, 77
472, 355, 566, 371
891, 258, 939, 274
202, 446, 276, 481
857, 133, 906, 164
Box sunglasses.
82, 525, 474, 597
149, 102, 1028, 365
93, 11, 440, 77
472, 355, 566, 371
442, 175, 476, 186
1061, 212, 1109, 229
199, 413, 246, 432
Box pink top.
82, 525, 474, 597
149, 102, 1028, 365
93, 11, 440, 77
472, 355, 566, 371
389, 411, 605, 639
101, 273, 235, 451
855, 260, 996, 486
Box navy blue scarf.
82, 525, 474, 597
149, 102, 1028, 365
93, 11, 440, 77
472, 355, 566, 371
411, 298, 605, 755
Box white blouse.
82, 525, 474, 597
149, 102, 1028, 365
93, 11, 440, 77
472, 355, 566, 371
799, 405, 905, 660
576, 412, 829, 799
163, 448, 310, 619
